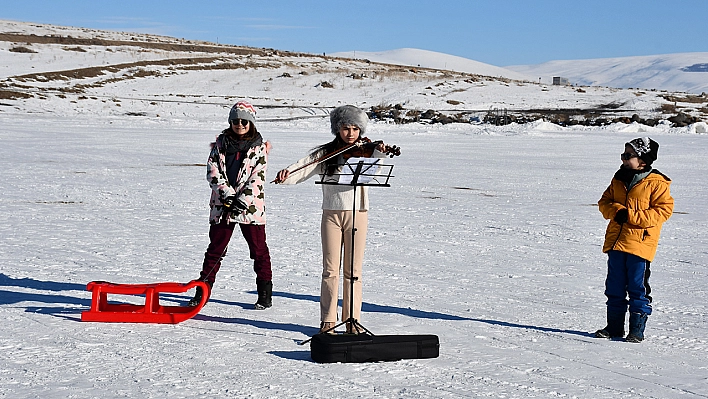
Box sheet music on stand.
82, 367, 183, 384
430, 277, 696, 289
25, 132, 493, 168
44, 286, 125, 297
330, 157, 393, 186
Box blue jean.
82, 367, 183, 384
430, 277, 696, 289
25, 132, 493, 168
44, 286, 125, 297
604, 250, 652, 315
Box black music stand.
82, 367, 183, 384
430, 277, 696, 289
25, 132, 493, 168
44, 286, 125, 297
300, 157, 394, 345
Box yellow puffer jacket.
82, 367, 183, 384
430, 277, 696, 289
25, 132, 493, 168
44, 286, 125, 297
599, 170, 673, 262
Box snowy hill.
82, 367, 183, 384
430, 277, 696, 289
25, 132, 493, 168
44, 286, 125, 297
335, 48, 708, 95
507, 53, 708, 94
3, 19, 707, 127
331, 48, 530, 81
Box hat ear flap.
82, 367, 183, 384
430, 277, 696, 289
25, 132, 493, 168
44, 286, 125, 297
650, 139, 659, 154
640, 138, 659, 166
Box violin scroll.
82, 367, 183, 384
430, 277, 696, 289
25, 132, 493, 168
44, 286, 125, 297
382, 144, 401, 158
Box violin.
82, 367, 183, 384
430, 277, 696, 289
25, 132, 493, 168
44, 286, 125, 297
272, 136, 401, 184
342, 137, 401, 159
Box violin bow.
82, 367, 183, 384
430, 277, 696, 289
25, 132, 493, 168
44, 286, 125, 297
271, 140, 370, 184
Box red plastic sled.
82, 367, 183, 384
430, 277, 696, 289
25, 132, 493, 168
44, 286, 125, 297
81, 280, 209, 324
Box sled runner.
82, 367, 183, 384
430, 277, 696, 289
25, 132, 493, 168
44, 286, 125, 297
81, 280, 210, 324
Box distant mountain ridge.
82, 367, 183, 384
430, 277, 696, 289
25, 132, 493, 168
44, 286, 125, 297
335, 48, 708, 94
5, 17, 705, 94
508, 52, 708, 94
331, 48, 530, 81
2, 19, 706, 126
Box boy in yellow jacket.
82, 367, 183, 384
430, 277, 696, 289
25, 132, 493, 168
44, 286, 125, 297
596, 137, 673, 342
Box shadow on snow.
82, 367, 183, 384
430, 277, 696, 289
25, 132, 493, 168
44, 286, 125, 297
1, 273, 591, 338
470, 318, 593, 338
192, 313, 319, 337
274, 291, 473, 321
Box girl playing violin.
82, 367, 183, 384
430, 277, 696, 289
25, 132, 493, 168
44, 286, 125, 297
275, 105, 390, 334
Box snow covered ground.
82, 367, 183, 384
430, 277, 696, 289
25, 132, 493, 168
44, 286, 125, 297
1, 113, 707, 398
1, 19, 708, 399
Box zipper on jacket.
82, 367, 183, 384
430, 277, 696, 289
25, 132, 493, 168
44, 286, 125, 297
610, 183, 636, 250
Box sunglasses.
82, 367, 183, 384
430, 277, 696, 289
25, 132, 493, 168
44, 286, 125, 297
621, 152, 638, 160
230, 119, 250, 127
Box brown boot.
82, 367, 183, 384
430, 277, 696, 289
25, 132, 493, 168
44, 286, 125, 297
319, 322, 336, 335
346, 321, 361, 335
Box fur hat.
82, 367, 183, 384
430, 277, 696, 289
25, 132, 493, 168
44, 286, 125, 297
627, 137, 659, 166
330, 105, 368, 135
228, 101, 257, 125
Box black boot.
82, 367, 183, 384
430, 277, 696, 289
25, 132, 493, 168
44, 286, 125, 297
188, 280, 212, 307
594, 309, 626, 338
255, 279, 272, 310
626, 312, 648, 343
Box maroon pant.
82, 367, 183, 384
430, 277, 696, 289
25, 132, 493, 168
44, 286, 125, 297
199, 221, 272, 284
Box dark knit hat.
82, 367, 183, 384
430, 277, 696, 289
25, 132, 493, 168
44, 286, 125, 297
627, 137, 659, 166
228, 101, 257, 125
330, 105, 368, 135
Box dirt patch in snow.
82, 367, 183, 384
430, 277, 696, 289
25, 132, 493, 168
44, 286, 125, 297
0, 33, 268, 56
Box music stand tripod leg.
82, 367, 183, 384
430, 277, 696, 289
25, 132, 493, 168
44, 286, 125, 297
341, 180, 372, 335
300, 181, 369, 344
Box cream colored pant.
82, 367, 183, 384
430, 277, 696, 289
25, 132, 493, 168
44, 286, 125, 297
320, 210, 368, 323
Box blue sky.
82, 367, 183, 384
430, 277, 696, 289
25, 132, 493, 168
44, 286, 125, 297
2, 0, 706, 66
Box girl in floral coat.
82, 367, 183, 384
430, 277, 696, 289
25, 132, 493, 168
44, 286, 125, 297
189, 101, 273, 310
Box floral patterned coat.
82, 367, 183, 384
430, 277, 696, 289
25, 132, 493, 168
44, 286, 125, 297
207, 134, 269, 225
